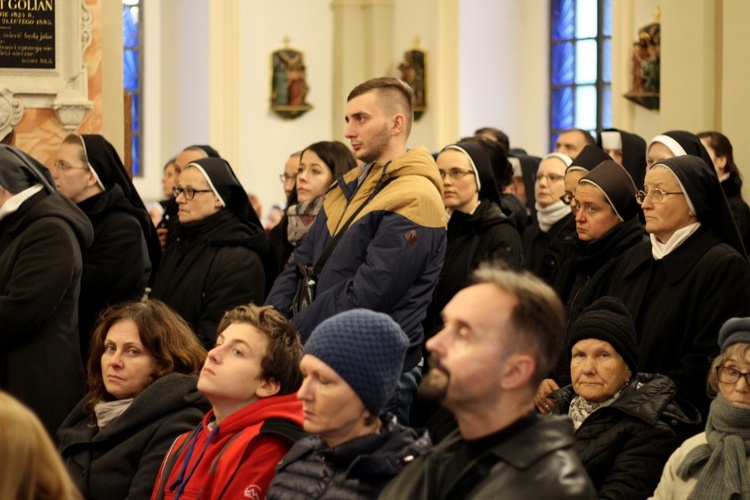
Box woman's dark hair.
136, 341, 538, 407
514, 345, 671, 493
300, 141, 357, 179
85, 300, 207, 418
697, 131, 740, 179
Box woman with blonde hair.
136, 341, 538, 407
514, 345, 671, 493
58, 300, 209, 500
0, 391, 81, 500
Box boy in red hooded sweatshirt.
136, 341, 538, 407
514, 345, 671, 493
152, 304, 305, 499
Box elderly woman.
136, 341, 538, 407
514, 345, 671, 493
57, 300, 208, 500
150, 157, 276, 348
610, 155, 750, 420
55, 134, 161, 361
266, 309, 431, 499
523, 152, 576, 296
542, 297, 699, 500
0, 391, 82, 500
287, 141, 356, 251
652, 317, 750, 499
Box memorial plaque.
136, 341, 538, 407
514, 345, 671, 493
0, 0, 55, 69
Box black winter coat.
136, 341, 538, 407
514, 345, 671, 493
550, 373, 701, 500
0, 190, 93, 438
77, 186, 151, 360
58, 373, 209, 500
523, 213, 579, 300
555, 217, 647, 383
267, 415, 431, 499
380, 414, 595, 499
721, 174, 750, 251
609, 227, 750, 419
150, 209, 266, 348
423, 201, 522, 339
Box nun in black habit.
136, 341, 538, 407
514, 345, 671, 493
610, 154, 750, 420
150, 157, 276, 348
56, 134, 161, 363
646, 130, 714, 170
597, 128, 647, 189
0, 144, 94, 438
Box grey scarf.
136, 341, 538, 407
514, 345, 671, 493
287, 196, 324, 246
676, 394, 750, 499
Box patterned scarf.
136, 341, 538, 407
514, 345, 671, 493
568, 389, 622, 430
676, 394, 750, 500
287, 196, 324, 245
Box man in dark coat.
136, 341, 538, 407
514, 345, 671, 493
381, 266, 595, 499
54, 134, 159, 362
0, 145, 93, 438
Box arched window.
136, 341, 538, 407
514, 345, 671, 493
123, 0, 142, 175
550, 0, 612, 151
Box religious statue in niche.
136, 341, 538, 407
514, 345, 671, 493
624, 7, 660, 110
398, 37, 427, 120
271, 37, 312, 120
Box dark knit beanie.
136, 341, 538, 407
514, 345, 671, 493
303, 309, 408, 416
580, 160, 639, 221
568, 297, 638, 378
718, 317, 750, 353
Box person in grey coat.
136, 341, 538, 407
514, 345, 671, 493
58, 300, 209, 500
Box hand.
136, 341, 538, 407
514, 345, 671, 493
157, 228, 168, 251
534, 378, 559, 415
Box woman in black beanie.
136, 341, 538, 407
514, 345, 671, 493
539, 297, 699, 500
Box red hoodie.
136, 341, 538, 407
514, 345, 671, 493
152, 393, 303, 500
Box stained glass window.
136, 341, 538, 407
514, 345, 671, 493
550, 0, 612, 152
123, 0, 141, 175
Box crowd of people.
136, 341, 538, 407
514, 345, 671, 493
2, 76, 750, 499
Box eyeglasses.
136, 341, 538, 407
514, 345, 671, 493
279, 173, 297, 183
636, 188, 685, 204
173, 186, 214, 200
52, 161, 89, 173
438, 168, 475, 180
559, 193, 574, 205
716, 366, 750, 386
535, 173, 565, 183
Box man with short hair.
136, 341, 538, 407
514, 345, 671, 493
381, 265, 596, 499
555, 127, 596, 158
266, 77, 446, 423
152, 304, 306, 500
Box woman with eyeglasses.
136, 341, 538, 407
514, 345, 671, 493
522, 152, 577, 296
150, 157, 276, 348
54, 134, 162, 364
421, 141, 522, 340
610, 154, 750, 421
652, 317, 750, 499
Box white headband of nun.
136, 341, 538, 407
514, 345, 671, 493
649, 163, 697, 216
185, 162, 226, 207
648, 135, 687, 158
601, 131, 622, 150
77, 136, 106, 191
441, 145, 481, 192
